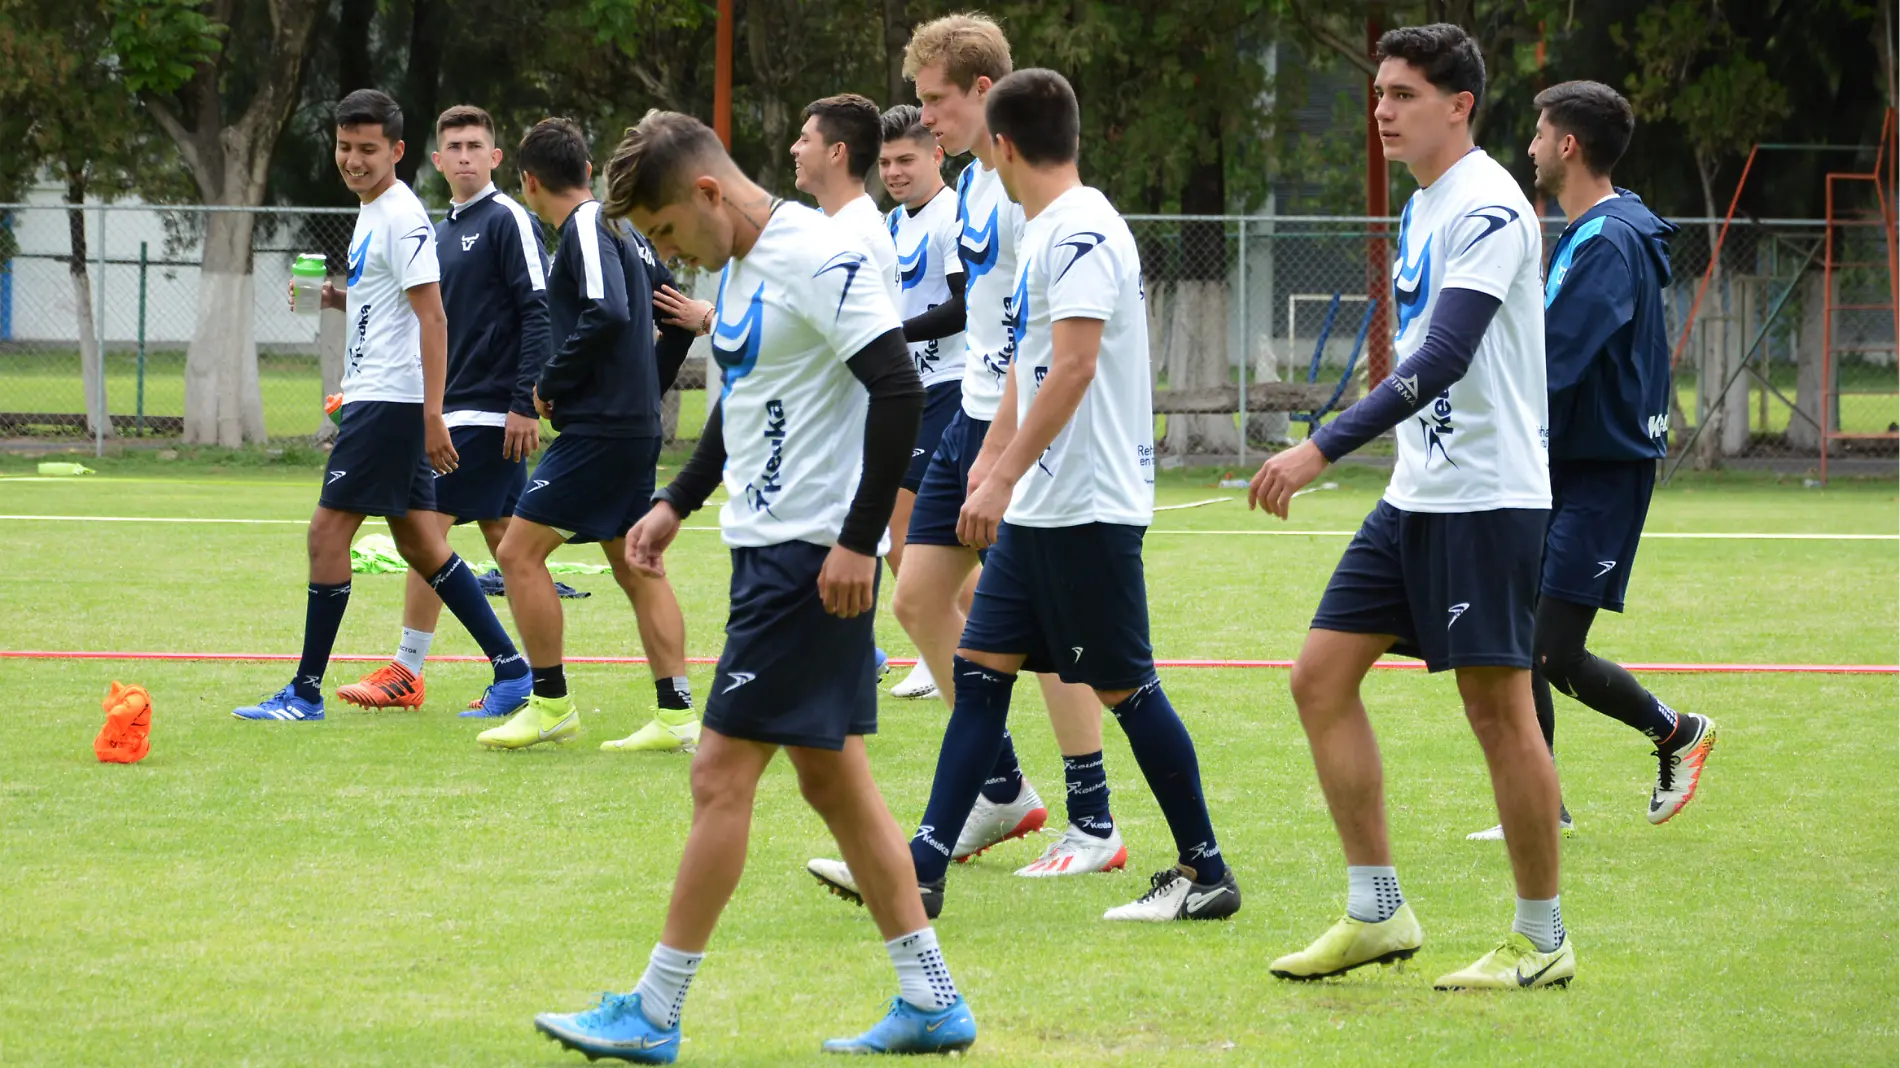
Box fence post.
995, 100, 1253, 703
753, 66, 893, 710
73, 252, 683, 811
94, 205, 107, 457
138, 241, 148, 437
1236, 217, 1248, 469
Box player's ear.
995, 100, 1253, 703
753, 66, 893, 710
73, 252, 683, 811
392, 139, 406, 163
584, 160, 595, 184
489, 147, 503, 168
973, 75, 991, 99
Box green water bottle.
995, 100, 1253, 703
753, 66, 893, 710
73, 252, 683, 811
291, 253, 327, 316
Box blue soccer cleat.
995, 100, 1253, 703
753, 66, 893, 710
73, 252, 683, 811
463, 671, 533, 719
874, 647, 891, 681
822, 997, 976, 1055
535, 991, 681, 1064
232, 685, 324, 722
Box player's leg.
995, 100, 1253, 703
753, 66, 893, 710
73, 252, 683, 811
1468, 619, 1575, 840
234, 504, 366, 721
886, 488, 916, 577
533, 727, 776, 1058
340, 509, 456, 711
601, 535, 702, 754
890, 543, 977, 702
387, 504, 531, 708
478, 516, 578, 748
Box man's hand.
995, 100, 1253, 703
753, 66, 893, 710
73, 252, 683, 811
965, 445, 998, 500
503, 411, 540, 461
425, 412, 459, 475
817, 544, 878, 618
627, 501, 684, 578
533, 386, 554, 421
321, 280, 345, 311
1248, 439, 1330, 520
957, 472, 1012, 551
654, 285, 715, 335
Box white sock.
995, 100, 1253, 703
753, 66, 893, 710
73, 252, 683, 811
1513, 896, 1566, 953
886, 927, 959, 1012
395, 628, 433, 675
1346, 865, 1404, 923
633, 943, 702, 1030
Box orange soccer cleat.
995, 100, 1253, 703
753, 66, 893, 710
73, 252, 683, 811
94, 681, 153, 764
337, 662, 426, 710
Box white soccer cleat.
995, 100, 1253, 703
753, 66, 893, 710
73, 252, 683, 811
890, 659, 939, 700
1015, 822, 1128, 877
1649, 713, 1716, 825
1467, 810, 1575, 841
953, 781, 1048, 861
1103, 865, 1241, 922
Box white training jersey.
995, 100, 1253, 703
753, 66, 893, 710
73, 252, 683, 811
710, 202, 902, 550
833, 194, 902, 311
342, 180, 440, 404
884, 185, 965, 387
954, 160, 1025, 421
1004, 186, 1155, 528
1384, 149, 1550, 513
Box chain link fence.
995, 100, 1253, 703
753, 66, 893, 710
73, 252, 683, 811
3, 203, 1892, 470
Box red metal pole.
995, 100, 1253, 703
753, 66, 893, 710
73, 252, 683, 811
714, 0, 733, 148
1365, 11, 1391, 387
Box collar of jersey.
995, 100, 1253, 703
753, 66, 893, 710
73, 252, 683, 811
449, 183, 499, 220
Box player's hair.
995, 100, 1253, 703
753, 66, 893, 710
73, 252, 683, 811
879, 104, 932, 146
516, 117, 591, 193
902, 12, 1012, 90
1375, 23, 1487, 116
601, 110, 732, 217
985, 68, 1078, 166
335, 89, 403, 143
1533, 80, 1635, 177
435, 104, 497, 143
803, 94, 882, 180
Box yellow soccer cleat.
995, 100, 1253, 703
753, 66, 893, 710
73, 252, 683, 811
1270, 904, 1424, 980
477, 693, 580, 750
1434, 933, 1576, 990
601, 709, 701, 753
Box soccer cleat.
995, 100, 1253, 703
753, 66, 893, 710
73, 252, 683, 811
1015, 823, 1128, 877
232, 686, 324, 722
806, 858, 944, 920
1269, 904, 1424, 979
821, 996, 976, 1055
601, 711, 701, 753
477, 693, 579, 750
1466, 808, 1577, 841
953, 781, 1047, 861
337, 662, 426, 710
889, 659, 939, 700
873, 648, 891, 681
1649, 713, 1716, 825
1103, 865, 1241, 922
463, 671, 533, 720
1433, 932, 1576, 990
534, 990, 680, 1063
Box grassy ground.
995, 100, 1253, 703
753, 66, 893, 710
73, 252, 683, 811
0, 456, 1895, 1066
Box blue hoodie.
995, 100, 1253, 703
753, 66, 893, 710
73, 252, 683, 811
1542, 189, 1677, 461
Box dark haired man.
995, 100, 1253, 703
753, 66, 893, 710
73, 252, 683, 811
340, 103, 552, 717
1251, 24, 1576, 989
793, 94, 899, 306
475, 117, 699, 753
1460, 80, 1712, 838
237, 88, 532, 723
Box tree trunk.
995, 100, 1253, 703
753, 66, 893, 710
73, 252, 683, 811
1787, 269, 1829, 452
184, 210, 265, 446
1160, 118, 1237, 457
1692, 160, 1724, 469
881, 0, 912, 107
748, 7, 790, 194
65, 196, 112, 439
1719, 276, 1753, 455
338, 0, 375, 96
397, 0, 446, 186
317, 269, 346, 444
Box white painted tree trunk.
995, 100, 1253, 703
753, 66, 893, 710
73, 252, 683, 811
184, 211, 266, 446
70, 261, 112, 438
1719, 277, 1754, 455
1161, 279, 1238, 456
316, 270, 345, 444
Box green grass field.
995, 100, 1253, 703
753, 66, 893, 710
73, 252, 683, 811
0, 456, 1895, 1066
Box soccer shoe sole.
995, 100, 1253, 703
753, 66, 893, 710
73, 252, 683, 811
534, 1020, 679, 1064
1270, 946, 1419, 980
809, 864, 944, 921
1649, 723, 1718, 825
478, 723, 581, 750
1015, 841, 1129, 877
954, 806, 1048, 863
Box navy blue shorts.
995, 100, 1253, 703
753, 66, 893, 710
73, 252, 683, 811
907, 408, 991, 548
514, 433, 660, 543
1313, 501, 1547, 672
960, 522, 1156, 691
703, 541, 880, 750
318, 401, 438, 517
1543, 458, 1655, 613
433, 424, 528, 523
904, 381, 964, 493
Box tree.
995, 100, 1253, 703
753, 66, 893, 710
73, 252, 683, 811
111, 0, 325, 447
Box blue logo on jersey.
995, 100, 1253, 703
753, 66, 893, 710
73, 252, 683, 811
959, 207, 1000, 287
991, 265, 1027, 381
1543, 215, 1606, 307
711, 274, 765, 402
898, 238, 929, 290
745, 398, 787, 519
347, 230, 372, 288
1459, 204, 1520, 255
1393, 203, 1432, 342
814, 251, 867, 320
1419, 391, 1458, 468
1053, 231, 1106, 282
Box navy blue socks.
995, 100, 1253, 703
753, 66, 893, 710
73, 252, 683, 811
1063, 750, 1114, 837
979, 730, 1026, 803
293, 580, 352, 703
427, 554, 528, 680
1111, 681, 1225, 883
910, 657, 1016, 884
532, 664, 567, 699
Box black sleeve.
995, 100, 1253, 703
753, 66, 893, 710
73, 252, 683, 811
837, 328, 925, 556
654, 398, 725, 518
655, 324, 697, 393
902, 274, 965, 342
1310, 288, 1501, 462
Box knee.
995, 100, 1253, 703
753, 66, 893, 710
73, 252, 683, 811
891, 581, 926, 631
1534, 632, 1586, 693
494, 533, 535, 574
1289, 659, 1339, 714
795, 770, 846, 816
690, 758, 755, 812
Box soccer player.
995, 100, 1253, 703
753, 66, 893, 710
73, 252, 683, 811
792, 93, 900, 306
813, 68, 1239, 923
338, 104, 550, 717
877, 103, 964, 700
1461, 79, 1713, 838
475, 117, 700, 753
529, 110, 975, 1061
234, 89, 531, 723
1251, 25, 1574, 989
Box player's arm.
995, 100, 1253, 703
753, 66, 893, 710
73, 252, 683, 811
826, 330, 925, 615
902, 272, 965, 342
641, 240, 698, 392
628, 399, 726, 579
537, 219, 631, 410
1546, 237, 1635, 396
958, 317, 1099, 550
967, 359, 1018, 498
502, 212, 550, 459
398, 218, 456, 474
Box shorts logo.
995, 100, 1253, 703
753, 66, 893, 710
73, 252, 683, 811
1594, 560, 1617, 578
461, 233, 480, 252
1447, 602, 1470, 627
721, 671, 756, 693
912, 448, 926, 458
527, 479, 549, 493
327, 469, 348, 484
1071, 645, 1084, 663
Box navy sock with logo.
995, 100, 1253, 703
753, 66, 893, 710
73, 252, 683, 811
1111, 681, 1225, 884
1063, 750, 1114, 837
293, 580, 352, 703
427, 554, 529, 680
909, 657, 1017, 884
978, 730, 1026, 804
